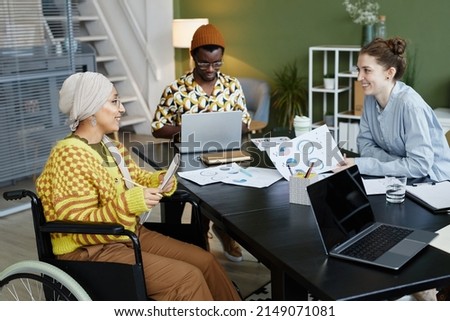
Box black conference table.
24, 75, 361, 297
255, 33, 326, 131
132, 137, 450, 301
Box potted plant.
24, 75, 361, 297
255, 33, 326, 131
323, 73, 335, 90
402, 46, 417, 87
272, 61, 308, 130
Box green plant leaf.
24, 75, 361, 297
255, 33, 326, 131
402, 45, 418, 88
271, 61, 307, 130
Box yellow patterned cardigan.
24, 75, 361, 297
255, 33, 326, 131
35, 136, 176, 255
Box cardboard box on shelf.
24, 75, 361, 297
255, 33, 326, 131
354, 81, 364, 115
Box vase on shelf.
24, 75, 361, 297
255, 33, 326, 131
361, 24, 374, 47
323, 77, 335, 90
324, 114, 334, 127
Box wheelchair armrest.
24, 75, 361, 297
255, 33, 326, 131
40, 221, 126, 235
160, 189, 198, 203
40, 221, 143, 266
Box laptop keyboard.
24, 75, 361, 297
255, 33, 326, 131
340, 225, 414, 261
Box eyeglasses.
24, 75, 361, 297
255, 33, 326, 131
195, 60, 223, 70
111, 97, 122, 108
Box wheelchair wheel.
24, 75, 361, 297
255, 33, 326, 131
0, 260, 91, 301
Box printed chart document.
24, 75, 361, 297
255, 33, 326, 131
405, 181, 450, 214
178, 162, 282, 188
267, 125, 344, 180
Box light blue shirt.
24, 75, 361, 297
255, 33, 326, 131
355, 81, 450, 182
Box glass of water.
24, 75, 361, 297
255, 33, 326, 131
385, 175, 407, 203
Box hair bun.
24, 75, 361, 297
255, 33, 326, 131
388, 37, 406, 56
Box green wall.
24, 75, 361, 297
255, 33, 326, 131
174, 0, 450, 109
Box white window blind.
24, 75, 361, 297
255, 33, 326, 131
0, 0, 94, 184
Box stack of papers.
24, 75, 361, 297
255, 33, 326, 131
177, 162, 282, 188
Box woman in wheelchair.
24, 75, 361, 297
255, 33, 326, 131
35, 71, 241, 301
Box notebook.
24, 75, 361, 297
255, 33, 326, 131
306, 165, 438, 270
405, 181, 450, 214
200, 150, 251, 165
177, 111, 243, 154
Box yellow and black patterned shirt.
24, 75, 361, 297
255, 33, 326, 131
152, 71, 251, 131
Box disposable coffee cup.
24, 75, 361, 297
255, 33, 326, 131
385, 175, 407, 204
293, 115, 311, 137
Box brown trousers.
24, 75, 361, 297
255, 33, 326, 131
58, 225, 241, 301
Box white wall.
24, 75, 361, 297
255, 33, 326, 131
97, 0, 175, 116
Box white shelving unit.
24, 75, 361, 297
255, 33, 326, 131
308, 45, 361, 145
434, 108, 450, 133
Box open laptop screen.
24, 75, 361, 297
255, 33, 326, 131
178, 111, 243, 154
307, 166, 375, 251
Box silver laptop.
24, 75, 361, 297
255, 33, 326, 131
306, 165, 437, 270
177, 111, 243, 154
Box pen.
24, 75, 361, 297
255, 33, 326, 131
287, 164, 294, 176
412, 182, 436, 187
338, 153, 347, 166
123, 177, 146, 188
240, 168, 253, 177
305, 162, 315, 178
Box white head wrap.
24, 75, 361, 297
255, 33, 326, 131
59, 72, 113, 131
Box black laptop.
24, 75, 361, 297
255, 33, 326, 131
306, 165, 437, 270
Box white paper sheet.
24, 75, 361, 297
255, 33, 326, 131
430, 224, 450, 254
362, 178, 387, 195
177, 162, 283, 188
405, 181, 450, 211
158, 153, 180, 189
267, 125, 345, 180
251, 136, 291, 151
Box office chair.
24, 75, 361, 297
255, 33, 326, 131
2, 189, 206, 301
239, 78, 271, 133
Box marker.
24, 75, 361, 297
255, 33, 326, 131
240, 168, 253, 177
338, 153, 347, 166
304, 162, 315, 178
287, 164, 294, 176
